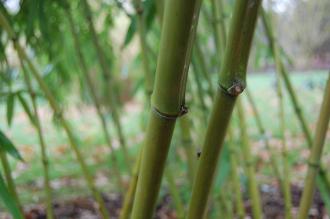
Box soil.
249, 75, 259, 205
1, 184, 327, 219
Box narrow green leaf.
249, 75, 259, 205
6, 92, 16, 126
0, 130, 23, 161
123, 16, 137, 47
16, 92, 36, 126
0, 172, 24, 219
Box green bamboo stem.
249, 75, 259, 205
165, 167, 185, 219
227, 127, 245, 219
119, 149, 142, 219
191, 57, 209, 122
236, 99, 262, 219
133, 0, 154, 98
245, 89, 283, 182
0, 12, 110, 219
65, 6, 124, 192
210, 0, 227, 58
297, 75, 330, 219
179, 115, 197, 184
186, 0, 262, 218
260, 8, 330, 206
194, 39, 214, 97
273, 30, 292, 219
81, 0, 131, 171
0, 151, 23, 214
18, 60, 54, 219
130, 1, 201, 218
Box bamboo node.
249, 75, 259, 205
152, 105, 188, 120
226, 81, 245, 96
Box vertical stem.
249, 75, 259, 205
65, 6, 124, 192
236, 99, 262, 219
131, 0, 201, 218
261, 7, 330, 206
81, 0, 131, 171
165, 167, 185, 219
245, 89, 283, 183
133, 0, 154, 99
273, 35, 292, 219
119, 149, 142, 219
0, 151, 23, 214
297, 75, 330, 219
18, 59, 54, 219
0, 12, 110, 219
194, 39, 214, 97
227, 127, 245, 219
191, 57, 209, 122
179, 115, 197, 185
186, 0, 262, 218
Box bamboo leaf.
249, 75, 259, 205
0, 172, 24, 219
6, 92, 16, 126
16, 91, 36, 126
0, 130, 23, 161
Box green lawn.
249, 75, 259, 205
0, 70, 329, 210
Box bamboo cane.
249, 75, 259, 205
186, 0, 262, 218
236, 98, 263, 219
130, 0, 202, 218
0, 151, 23, 214
227, 127, 245, 219
179, 115, 197, 185
273, 34, 293, 219
245, 89, 282, 182
260, 8, 330, 208
0, 12, 110, 219
18, 60, 54, 219
65, 6, 124, 192
81, 0, 131, 171
297, 75, 330, 219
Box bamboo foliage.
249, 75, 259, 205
186, 0, 262, 218
0, 11, 110, 219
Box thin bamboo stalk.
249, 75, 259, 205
227, 127, 245, 219
81, 0, 131, 171
65, 6, 124, 192
179, 115, 197, 184
210, 0, 227, 58
0, 12, 110, 219
194, 39, 214, 97
273, 34, 293, 219
130, 0, 202, 218
236, 99, 262, 219
260, 8, 330, 207
297, 75, 330, 219
0, 151, 23, 214
18, 60, 54, 219
245, 89, 282, 182
165, 167, 185, 219
186, 0, 262, 218
133, 0, 154, 99
119, 149, 142, 219
191, 57, 209, 122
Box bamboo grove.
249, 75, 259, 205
0, 0, 329, 219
